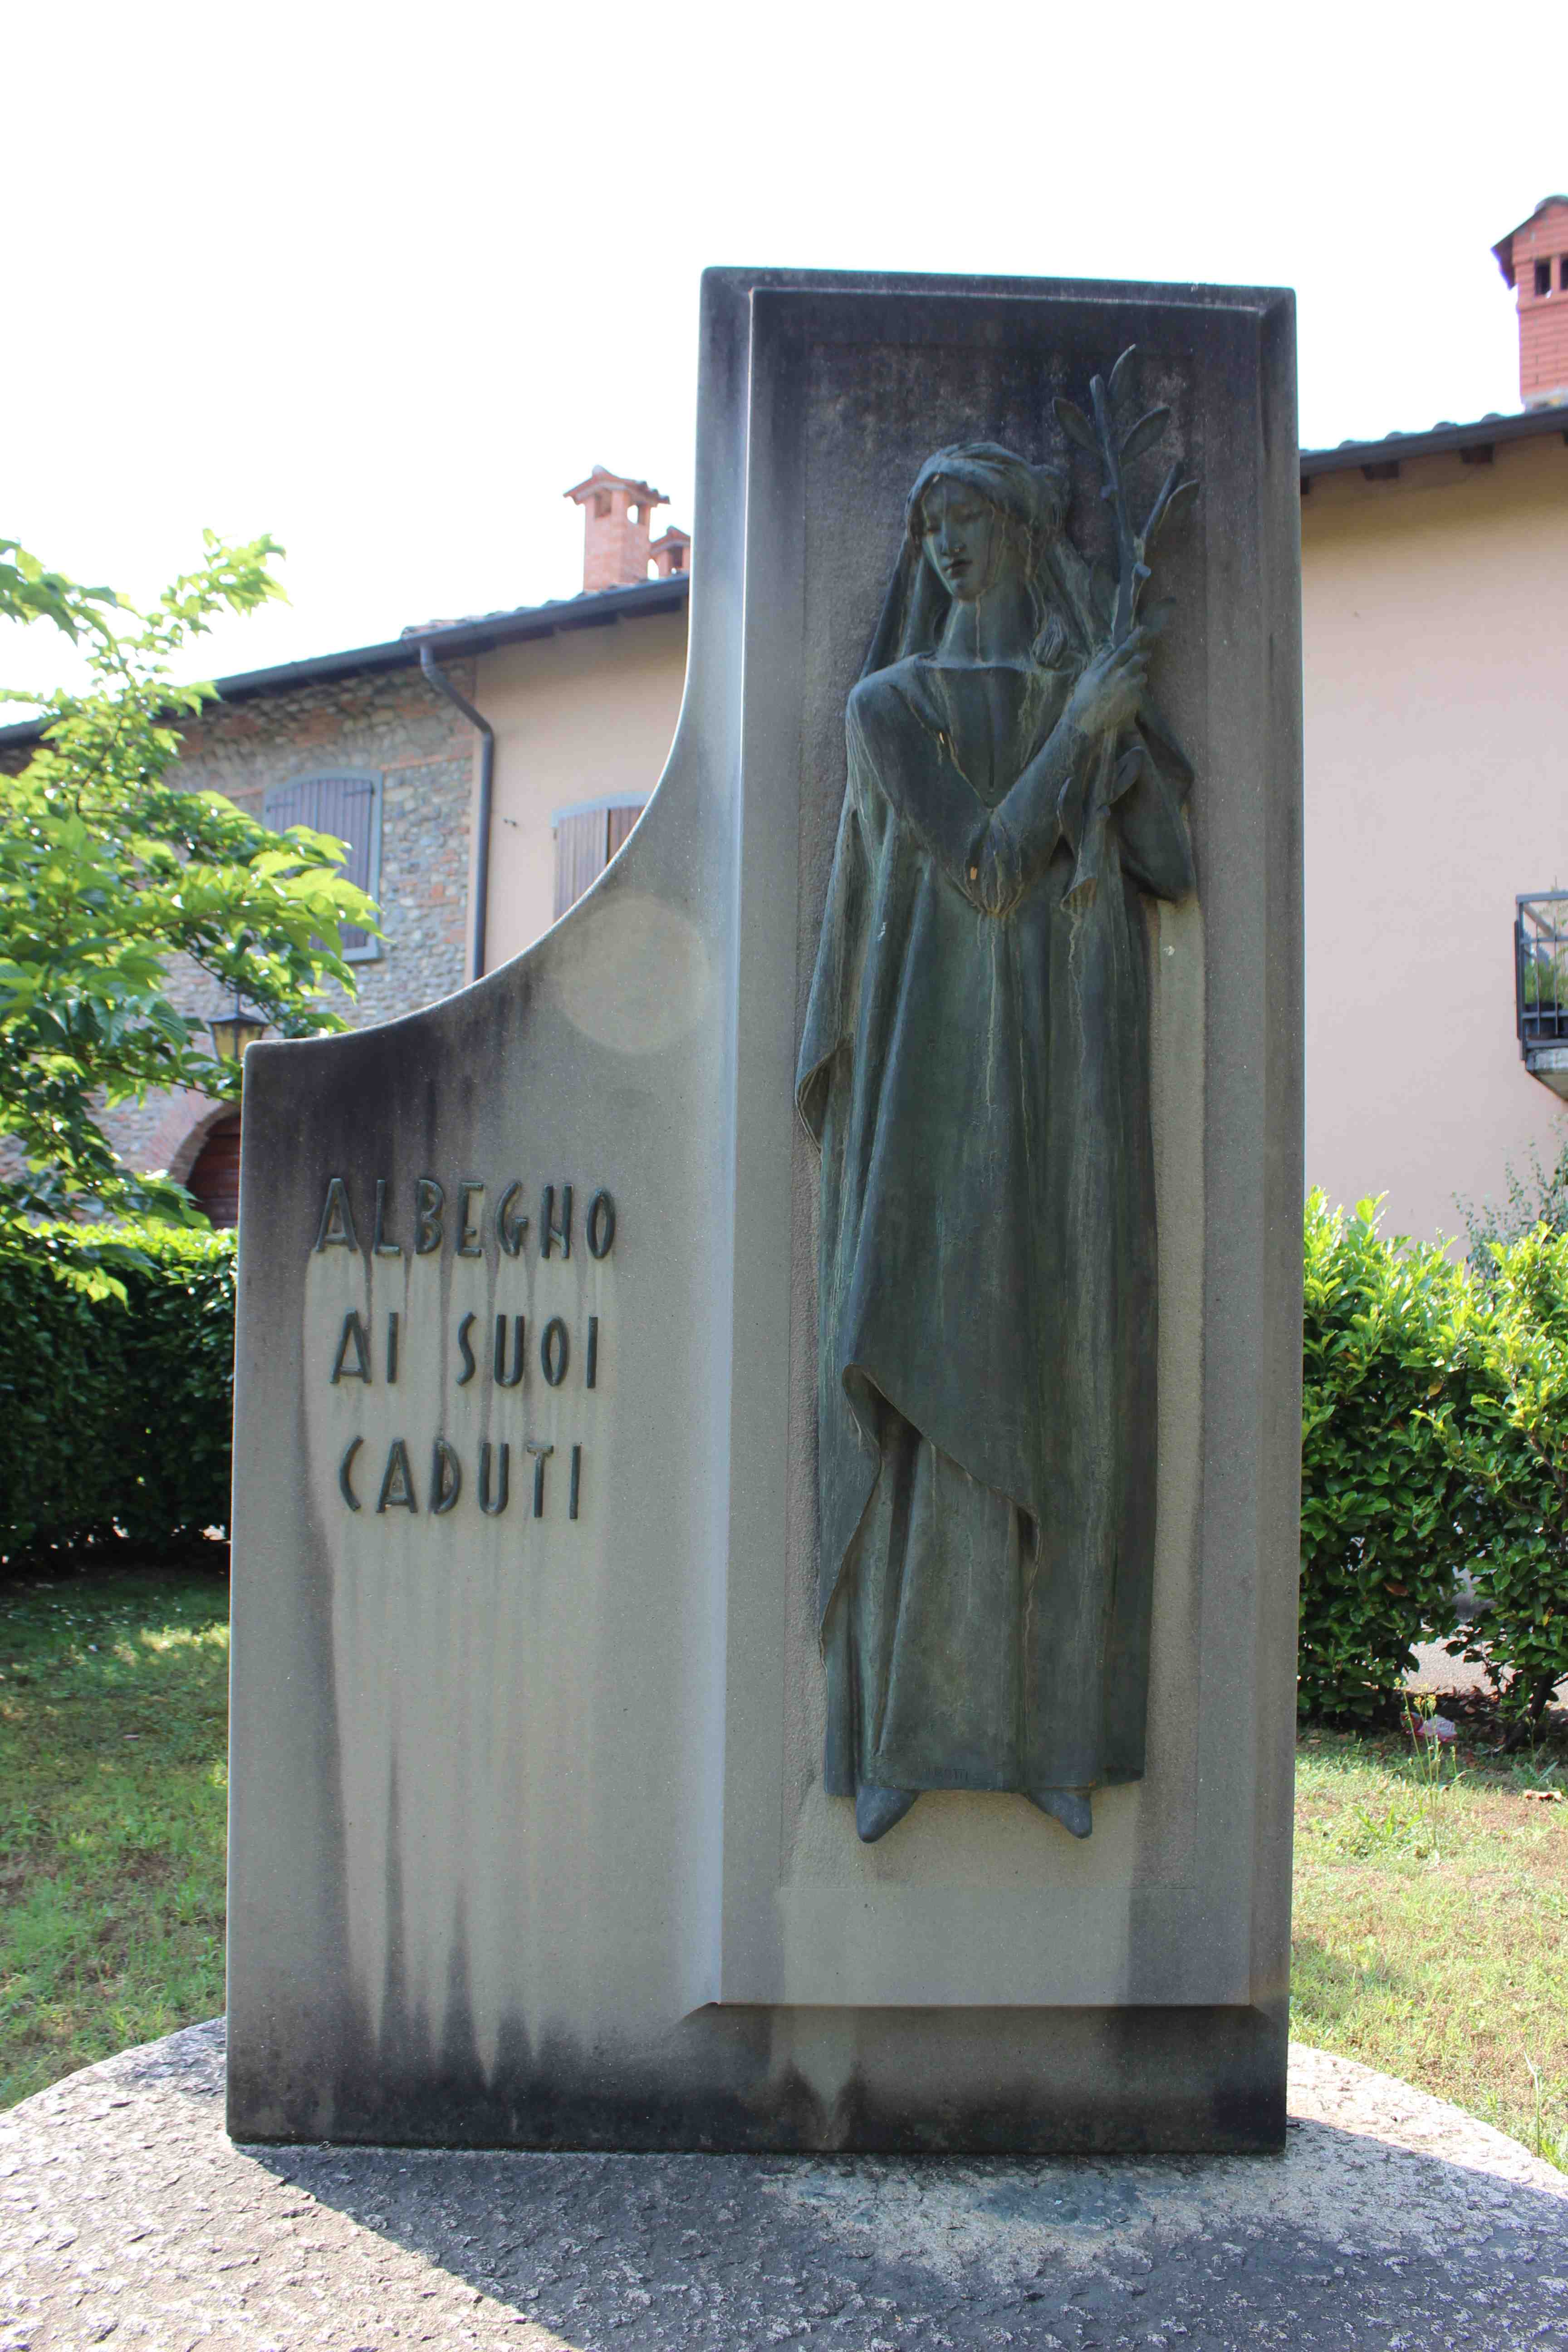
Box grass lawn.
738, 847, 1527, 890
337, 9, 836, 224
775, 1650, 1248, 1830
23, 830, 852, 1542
1, 1566, 1565, 2173
0, 1563, 229, 2109
1293, 1724, 1568, 2170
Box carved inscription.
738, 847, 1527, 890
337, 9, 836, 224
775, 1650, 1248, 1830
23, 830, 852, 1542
317, 1176, 616, 1527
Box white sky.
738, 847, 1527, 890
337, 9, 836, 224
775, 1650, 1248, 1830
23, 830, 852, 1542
4, 0, 1561, 701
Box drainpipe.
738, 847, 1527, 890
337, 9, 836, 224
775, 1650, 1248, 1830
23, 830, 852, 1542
419, 643, 495, 983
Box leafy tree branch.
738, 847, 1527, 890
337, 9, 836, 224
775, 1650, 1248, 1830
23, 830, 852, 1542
0, 532, 379, 1254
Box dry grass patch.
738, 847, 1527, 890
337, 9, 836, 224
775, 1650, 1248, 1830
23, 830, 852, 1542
1292, 1725, 1568, 2169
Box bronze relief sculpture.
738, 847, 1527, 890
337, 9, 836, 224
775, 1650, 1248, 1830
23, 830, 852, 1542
797, 357, 1198, 1843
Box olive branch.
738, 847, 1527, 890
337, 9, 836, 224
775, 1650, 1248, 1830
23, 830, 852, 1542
1053, 345, 1197, 653
1051, 348, 1198, 911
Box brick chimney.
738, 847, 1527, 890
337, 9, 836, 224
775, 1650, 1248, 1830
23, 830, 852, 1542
564, 466, 669, 592
649, 524, 691, 580
1493, 195, 1568, 409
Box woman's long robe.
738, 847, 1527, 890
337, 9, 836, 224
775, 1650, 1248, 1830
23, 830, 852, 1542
796, 652, 1194, 1800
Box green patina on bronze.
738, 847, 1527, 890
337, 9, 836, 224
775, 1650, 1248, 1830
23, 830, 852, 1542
796, 367, 1199, 1845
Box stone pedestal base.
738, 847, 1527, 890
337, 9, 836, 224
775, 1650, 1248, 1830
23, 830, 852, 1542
4, 2024, 1563, 2349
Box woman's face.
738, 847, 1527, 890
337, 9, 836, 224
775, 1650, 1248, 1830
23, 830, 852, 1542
919, 479, 1016, 601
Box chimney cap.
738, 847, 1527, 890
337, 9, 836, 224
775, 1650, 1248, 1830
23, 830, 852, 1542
1492, 193, 1568, 288
563, 463, 668, 510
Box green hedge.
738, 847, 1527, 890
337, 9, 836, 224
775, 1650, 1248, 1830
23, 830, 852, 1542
1427, 1222, 1568, 1731
1302, 1192, 1568, 1732
1301, 1194, 1475, 1719
0, 1222, 235, 1563
4, 1193, 1567, 1728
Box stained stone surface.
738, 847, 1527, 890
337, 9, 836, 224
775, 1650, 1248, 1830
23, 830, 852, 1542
3, 2021, 1566, 2350
228, 267, 1303, 2151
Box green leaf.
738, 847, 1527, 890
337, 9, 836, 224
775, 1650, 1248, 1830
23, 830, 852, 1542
1148, 478, 1199, 544
0, 528, 376, 1224
1053, 397, 1100, 456
1120, 407, 1171, 464
0, 1212, 235, 1552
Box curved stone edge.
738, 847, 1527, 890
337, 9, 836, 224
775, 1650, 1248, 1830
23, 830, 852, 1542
6, 2018, 1568, 2352
1287, 2038, 1567, 2192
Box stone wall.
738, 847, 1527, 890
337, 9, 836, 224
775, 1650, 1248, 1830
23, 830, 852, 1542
99, 658, 475, 1179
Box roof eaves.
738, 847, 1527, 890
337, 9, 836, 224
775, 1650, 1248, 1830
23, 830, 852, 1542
562, 469, 667, 506
4, 403, 1562, 751
1493, 192, 1568, 287
0, 575, 692, 750
1299, 403, 1568, 483
398, 577, 688, 664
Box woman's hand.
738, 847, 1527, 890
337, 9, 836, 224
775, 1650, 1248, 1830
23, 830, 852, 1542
1065, 628, 1151, 740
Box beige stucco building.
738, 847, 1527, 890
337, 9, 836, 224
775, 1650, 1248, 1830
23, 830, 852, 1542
1302, 413, 1568, 1240
4, 228, 1566, 1243
470, 417, 1568, 1245
475, 407, 1568, 1247
0, 475, 692, 1222
476, 598, 687, 969
478, 382, 1568, 1249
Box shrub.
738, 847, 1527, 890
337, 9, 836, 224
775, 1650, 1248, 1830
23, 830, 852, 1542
1427, 1225, 1568, 1736
0, 1222, 235, 1564
1302, 1193, 1568, 1737
1459, 1137, 1568, 1272
1298, 1192, 1477, 1720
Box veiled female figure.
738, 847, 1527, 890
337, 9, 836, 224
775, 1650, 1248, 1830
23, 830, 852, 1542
796, 443, 1196, 1843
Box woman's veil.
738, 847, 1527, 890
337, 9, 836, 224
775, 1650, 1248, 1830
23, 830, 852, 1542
861, 439, 1192, 797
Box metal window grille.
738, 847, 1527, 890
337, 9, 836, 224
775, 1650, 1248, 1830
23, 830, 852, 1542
262, 772, 382, 960
552, 797, 647, 921
1515, 892, 1568, 1052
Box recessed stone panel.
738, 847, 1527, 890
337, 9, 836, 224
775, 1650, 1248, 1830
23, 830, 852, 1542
226, 266, 1302, 2151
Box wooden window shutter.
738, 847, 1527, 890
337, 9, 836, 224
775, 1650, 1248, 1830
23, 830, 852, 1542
606, 803, 644, 857
554, 809, 608, 920
553, 800, 648, 920
262, 772, 382, 957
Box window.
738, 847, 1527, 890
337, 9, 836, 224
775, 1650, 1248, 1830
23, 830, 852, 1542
263, 770, 382, 960
1561, 255, 1568, 291
552, 796, 647, 920
1536, 259, 1553, 297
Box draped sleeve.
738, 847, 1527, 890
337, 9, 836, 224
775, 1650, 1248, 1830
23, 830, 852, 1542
844, 675, 1062, 919
797, 724, 871, 1144
1117, 718, 1196, 901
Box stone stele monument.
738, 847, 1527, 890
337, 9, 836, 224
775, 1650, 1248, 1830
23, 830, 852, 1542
227, 267, 1303, 2154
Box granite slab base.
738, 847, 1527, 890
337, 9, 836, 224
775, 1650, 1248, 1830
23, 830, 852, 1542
3, 2021, 1565, 2351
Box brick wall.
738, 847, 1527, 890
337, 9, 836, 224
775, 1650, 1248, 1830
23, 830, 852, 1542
97, 658, 475, 1178
1507, 199, 1568, 408
567, 469, 667, 591
583, 490, 653, 591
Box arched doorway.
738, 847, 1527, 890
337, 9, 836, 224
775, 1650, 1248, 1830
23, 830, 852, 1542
186, 1112, 242, 1228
